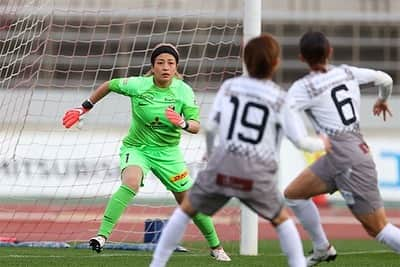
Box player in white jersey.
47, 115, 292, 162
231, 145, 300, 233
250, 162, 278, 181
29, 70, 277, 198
284, 31, 400, 266
150, 34, 331, 267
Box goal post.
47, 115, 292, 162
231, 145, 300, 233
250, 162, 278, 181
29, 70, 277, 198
0, 0, 261, 250
240, 0, 261, 256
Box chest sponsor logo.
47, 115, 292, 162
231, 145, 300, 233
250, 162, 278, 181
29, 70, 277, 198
164, 97, 175, 102
138, 93, 154, 101
148, 117, 167, 129
170, 170, 188, 182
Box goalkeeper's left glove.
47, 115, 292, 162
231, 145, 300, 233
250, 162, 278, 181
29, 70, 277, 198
165, 107, 188, 129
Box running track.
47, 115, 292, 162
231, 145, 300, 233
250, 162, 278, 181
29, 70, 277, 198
1, 204, 400, 242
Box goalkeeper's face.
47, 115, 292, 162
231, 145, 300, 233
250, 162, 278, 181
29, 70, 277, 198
152, 53, 178, 87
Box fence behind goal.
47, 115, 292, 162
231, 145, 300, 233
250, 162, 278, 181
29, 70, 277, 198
0, 0, 244, 246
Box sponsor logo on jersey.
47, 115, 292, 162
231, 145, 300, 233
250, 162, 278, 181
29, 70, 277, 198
138, 93, 154, 101
170, 170, 188, 182
148, 116, 167, 129
164, 97, 175, 102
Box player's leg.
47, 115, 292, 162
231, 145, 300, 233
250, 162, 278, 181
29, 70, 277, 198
342, 162, 400, 252
241, 168, 306, 267
284, 167, 337, 266
150, 146, 230, 260
150, 194, 198, 267
334, 150, 400, 253
172, 190, 230, 261
89, 146, 149, 252
151, 174, 230, 267
270, 208, 307, 267
352, 207, 400, 252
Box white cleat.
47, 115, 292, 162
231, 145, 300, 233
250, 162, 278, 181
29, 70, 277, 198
89, 235, 106, 253
210, 247, 231, 262
307, 245, 337, 266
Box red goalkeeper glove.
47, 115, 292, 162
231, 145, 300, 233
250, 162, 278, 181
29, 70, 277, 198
62, 107, 89, 128
165, 108, 188, 129
63, 99, 94, 128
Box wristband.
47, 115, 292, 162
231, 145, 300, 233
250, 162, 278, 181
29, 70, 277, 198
182, 121, 189, 130
82, 99, 94, 109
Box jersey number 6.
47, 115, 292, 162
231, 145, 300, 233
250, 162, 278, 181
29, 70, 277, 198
227, 95, 269, 144
331, 84, 357, 126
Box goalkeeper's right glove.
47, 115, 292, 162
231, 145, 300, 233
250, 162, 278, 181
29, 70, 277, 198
62, 99, 93, 128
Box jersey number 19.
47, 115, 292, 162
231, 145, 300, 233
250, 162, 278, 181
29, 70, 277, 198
227, 96, 269, 145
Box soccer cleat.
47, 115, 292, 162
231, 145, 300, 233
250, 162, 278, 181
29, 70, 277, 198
306, 245, 337, 266
89, 235, 106, 253
210, 247, 231, 261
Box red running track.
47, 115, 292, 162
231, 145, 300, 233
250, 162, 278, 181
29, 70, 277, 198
0, 204, 400, 242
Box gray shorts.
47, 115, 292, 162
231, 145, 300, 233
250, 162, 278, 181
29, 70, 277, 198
189, 148, 284, 221
310, 132, 383, 214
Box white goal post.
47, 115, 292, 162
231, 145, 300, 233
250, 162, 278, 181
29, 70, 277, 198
240, 0, 261, 256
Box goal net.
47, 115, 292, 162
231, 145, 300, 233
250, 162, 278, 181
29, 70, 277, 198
0, 0, 243, 246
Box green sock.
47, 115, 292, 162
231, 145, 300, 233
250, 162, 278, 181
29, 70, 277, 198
98, 185, 136, 239
192, 213, 220, 249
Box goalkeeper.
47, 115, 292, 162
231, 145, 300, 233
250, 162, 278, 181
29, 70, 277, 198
62, 43, 230, 261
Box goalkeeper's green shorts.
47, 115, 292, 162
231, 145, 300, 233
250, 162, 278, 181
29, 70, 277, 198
119, 144, 193, 193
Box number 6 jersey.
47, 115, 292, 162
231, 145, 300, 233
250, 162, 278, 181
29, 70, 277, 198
287, 65, 392, 136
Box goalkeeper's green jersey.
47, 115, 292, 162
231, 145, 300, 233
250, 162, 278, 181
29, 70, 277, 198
109, 76, 199, 147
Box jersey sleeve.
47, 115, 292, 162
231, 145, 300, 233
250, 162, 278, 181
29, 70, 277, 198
281, 97, 325, 152
108, 77, 142, 96
181, 84, 200, 121
205, 80, 227, 132
346, 65, 393, 87
287, 81, 313, 111
346, 65, 393, 100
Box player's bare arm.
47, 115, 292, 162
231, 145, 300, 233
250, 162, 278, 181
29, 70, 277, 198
88, 81, 111, 104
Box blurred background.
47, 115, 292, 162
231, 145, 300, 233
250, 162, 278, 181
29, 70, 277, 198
0, 0, 399, 246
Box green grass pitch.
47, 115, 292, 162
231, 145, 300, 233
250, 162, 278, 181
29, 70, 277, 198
0, 240, 398, 267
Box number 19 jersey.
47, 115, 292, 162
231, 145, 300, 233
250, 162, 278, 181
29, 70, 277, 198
206, 76, 286, 164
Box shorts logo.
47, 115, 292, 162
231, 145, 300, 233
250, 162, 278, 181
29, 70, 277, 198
180, 181, 189, 187
340, 189, 355, 205
359, 143, 370, 154
170, 170, 188, 182
216, 173, 253, 191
